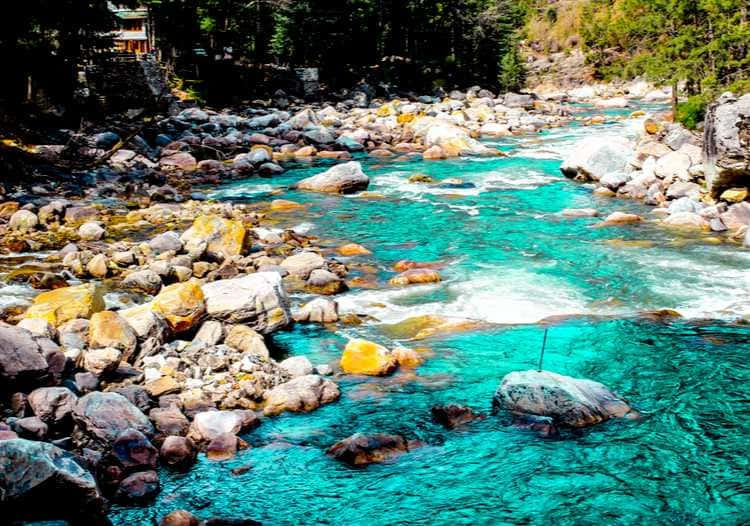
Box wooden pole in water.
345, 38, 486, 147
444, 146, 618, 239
538, 327, 549, 372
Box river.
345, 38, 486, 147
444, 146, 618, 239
110, 103, 750, 525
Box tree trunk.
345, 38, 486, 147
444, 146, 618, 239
671, 81, 678, 120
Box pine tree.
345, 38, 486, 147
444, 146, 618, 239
498, 41, 526, 92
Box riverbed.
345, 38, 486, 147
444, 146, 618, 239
110, 104, 750, 525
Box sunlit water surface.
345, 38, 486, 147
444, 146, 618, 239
110, 104, 750, 525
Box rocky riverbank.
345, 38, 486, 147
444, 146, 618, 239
560, 92, 750, 246
2, 82, 741, 525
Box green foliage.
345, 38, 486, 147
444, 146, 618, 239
580, 0, 750, 99
499, 41, 527, 91
676, 94, 709, 130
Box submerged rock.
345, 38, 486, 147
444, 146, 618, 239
431, 404, 484, 429
492, 370, 634, 428
327, 433, 412, 466
295, 161, 370, 194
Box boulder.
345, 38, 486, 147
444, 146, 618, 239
431, 404, 484, 429
150, 406, 190, 437
279, 356, 314, 377
83, 347, 122, 376
206, 432, 240, 461
28, 386, 77, 427
78, 221, 105, 241
188, 410, 258, 442
280, 250, 325, 278
24, 283, 105, 326
159, 436, 197, 469
114, 470, 160, 502
338, 243, 371, 256
180, 215, 248, 261
202, 273, 290, 333
654, 151, 692, 181
9, 210, 38, 232
160, 152, 197, 172
149, 231, 183, 254
389, 268, 441, 286
327, 433, 411, 466
88, 311, 138, 359
560, 137, 631, 181
263, 374, 340, 416
306, 268, 347, 295
160, 510, 201, 526
120, 304, 170, 342
705, 93, 750, 195
492, 370, 634, 428
293, 297, 339, 324
0, 438, 108, 524
224, 325, 269, 359
151, 280, 206, 333
663, 212, 708, 229
414, 119, 496, 157
0, 323, 61, 390
340, 339, 397, 376
122, 269, 163, 295
72, 392, 153, 447
600, 212, 642, 226
295, 161, 370, 194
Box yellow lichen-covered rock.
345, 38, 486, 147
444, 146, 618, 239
180, 215, 248, 261
397, 113, 416, 124
151, 280, 205, 333
340, 339, 397, 376
382, 315, 483, 341
88, 311, 138, 359
720, 187, 748, 203
24, 283, 105, 326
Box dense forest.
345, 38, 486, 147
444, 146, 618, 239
0, 0, 748, 116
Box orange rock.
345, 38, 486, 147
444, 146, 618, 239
369, 149, 393, 157
392, 260, 441, 272
423, 145, 445, 160
151, 280, 205, 333
338, 243, 371, 256
392, 347, 423, 368
294, 146, 317, 158
340, 339, 397, 376
270, 199, 305, 211
389, 268, 441, 286
318, 151, 352, 160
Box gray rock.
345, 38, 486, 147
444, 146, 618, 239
202, 273, 291, 333
28, 387, 78, 427
72, 392, 153, 448
0, 438, 108, 523
279, 356, 314, 377
293, 298, 339, 323
122, 270, 163, 295
0, 323, 61, 390
599, 171, 631, 191
705, 93, 750, 195
666, 181, 702, 200
148, 231, 183, 255
561, 137, 631, 181
295, 161, 370, 194
263, 374, 340, 416
492, 370, 634, 428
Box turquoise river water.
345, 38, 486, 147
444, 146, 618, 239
111, 104, 750, 525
